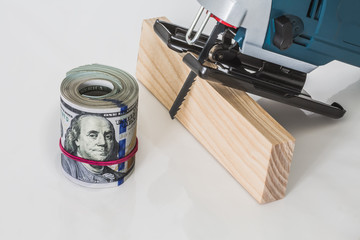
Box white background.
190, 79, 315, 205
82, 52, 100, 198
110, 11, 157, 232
0, 0, 359, 239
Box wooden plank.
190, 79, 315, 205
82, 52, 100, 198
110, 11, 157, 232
136, 17, 295, 203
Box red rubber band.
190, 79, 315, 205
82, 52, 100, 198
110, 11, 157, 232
59, 138, 138, 166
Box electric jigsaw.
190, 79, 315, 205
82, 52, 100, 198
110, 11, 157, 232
154, 0, 360, 119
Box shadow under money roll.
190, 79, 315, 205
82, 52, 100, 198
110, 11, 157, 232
59, 64, 139, 188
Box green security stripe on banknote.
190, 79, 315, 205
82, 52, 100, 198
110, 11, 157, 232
60, 64, 138, 188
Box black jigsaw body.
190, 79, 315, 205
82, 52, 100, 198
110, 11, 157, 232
154, 19, 346, 119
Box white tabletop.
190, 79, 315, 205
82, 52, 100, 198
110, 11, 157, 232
1, 1, 359, 239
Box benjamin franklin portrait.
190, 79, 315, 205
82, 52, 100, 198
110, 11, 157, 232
61, 114, 127, 184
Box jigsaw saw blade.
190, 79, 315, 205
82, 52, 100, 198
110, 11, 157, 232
169, 22, 226, 119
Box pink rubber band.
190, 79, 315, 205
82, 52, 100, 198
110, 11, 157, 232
59, 138, 138, 166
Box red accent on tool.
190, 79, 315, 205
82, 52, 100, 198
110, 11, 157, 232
211, 14, 237, 29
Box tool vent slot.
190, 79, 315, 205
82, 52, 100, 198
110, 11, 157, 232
293, 34, 312, 47
307, 0, 316, 18
307, 0, 323, 20
314, 0, 324, 20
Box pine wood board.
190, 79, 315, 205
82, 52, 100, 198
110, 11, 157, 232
136, 17, 295, 203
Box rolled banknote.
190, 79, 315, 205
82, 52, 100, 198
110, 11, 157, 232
60, 64, 138, 188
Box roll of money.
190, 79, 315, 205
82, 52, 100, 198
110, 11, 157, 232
60, 64, 138, 188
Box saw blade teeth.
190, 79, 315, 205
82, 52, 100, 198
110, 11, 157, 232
169, 71, 197, 118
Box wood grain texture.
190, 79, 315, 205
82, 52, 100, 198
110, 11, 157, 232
136, 17, 295, 203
